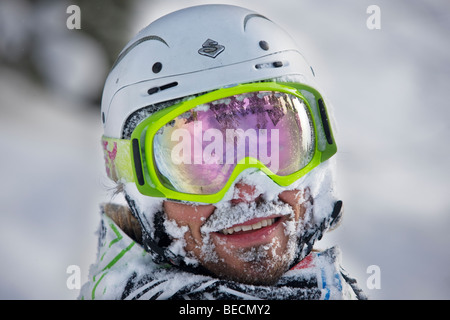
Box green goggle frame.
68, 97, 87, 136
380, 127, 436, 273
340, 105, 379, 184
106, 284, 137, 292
101, 82, 337, 203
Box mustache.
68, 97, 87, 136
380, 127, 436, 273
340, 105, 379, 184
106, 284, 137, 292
201, 198, 294, 233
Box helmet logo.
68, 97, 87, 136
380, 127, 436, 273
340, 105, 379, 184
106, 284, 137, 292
198, 39, 225, 58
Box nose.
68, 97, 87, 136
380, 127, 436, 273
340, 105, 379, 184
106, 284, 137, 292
231, 182, 261, 205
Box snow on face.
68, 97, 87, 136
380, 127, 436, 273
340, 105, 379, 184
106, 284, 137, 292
201, 197, 294, 234
196, 197, 298, 267
123, 159, 337, 270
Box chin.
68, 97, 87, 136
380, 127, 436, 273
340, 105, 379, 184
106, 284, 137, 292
200, 241, 295, 286
209, 258, 290, 286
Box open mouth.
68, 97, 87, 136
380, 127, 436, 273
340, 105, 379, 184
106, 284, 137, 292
202, 198, 294, 247
216, 215, 283, 238
219, 217, 280, 235
211, 215, 284, 247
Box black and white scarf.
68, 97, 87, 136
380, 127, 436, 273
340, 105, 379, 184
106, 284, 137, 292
79, 213, 366, 300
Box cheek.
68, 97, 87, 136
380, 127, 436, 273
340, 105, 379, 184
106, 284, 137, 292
163, 201, 216, 246
164, 201, 214, 226
278, 189, 310, 221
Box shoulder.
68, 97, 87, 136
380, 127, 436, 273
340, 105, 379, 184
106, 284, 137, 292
78, 204, 153, 300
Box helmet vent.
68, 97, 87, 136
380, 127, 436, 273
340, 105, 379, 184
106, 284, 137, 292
243, 13, 271, 31
255, 61, 284, 70
152, 62, 163, 73
147, 81, 179, 95
259, 40, 270, 51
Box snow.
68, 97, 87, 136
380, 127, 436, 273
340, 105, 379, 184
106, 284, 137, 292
1, 0, 450, 300
0, 67, 104, 299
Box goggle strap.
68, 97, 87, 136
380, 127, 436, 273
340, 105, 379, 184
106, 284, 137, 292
101, 136, 134, 183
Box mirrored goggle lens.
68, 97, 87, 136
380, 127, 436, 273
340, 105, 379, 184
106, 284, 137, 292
152, 91, 315, 195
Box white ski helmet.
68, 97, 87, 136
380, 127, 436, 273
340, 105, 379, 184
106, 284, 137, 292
101, 4, 319, 139
101, 4, 342, 267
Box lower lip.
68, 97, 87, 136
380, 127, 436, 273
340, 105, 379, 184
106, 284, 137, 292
212, 216, 284, 247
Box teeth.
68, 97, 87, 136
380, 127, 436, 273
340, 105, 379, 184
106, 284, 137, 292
221, 218, 276, 235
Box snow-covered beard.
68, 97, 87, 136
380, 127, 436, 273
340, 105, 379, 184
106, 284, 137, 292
201, 198, 295, 234
157, 169, 318, 285
192, 198, 307, 285
122, 160, 338, 284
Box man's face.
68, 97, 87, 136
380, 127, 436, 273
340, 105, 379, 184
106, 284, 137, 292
163, 182, 311, 285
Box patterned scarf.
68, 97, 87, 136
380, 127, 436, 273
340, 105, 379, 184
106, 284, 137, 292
79, 212, 366, 300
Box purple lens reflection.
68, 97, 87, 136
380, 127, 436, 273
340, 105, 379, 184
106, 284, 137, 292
152, 91, 314, 195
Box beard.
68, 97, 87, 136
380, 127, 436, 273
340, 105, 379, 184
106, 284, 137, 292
201, 233, 299, 286
190, 198, 304, 286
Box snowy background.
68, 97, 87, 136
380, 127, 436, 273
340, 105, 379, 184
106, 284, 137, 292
1, 0, 449, 300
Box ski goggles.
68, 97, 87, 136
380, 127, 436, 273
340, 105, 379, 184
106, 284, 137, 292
101, 82, 337, 203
